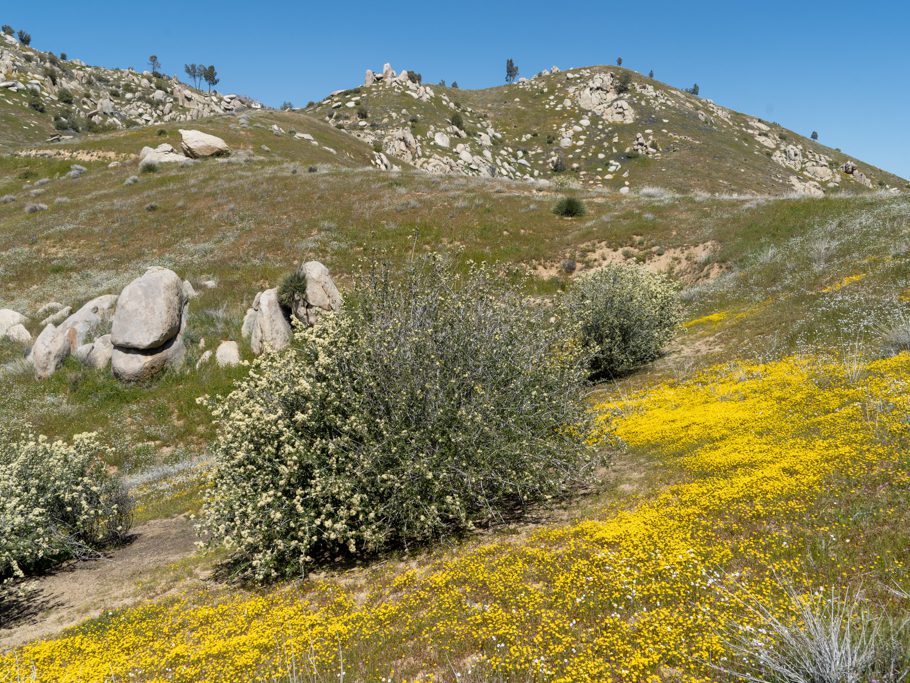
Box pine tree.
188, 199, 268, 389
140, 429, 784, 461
616, 56, 623, 66
505, 58, 519, 84
203, 65, 220, 93
648, 69, 654, 79
811, 131, 819, 141
17, 30, 31, 46
148, 55, 161, 75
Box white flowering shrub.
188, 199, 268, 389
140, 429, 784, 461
1, 428, 131, 580
202, 259, 594, 581
567, 263, 681, 377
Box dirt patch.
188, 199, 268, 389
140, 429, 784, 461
0, 514, 202, 649
532, 240, 725, 284
14, 148, 128, 163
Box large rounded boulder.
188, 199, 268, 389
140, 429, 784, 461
111, 267, 188, 381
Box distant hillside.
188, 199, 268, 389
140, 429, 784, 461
307, 64, 906, 196
0, 31, 258, 150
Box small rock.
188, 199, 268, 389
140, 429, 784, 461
215, 340, 240, 367
5, 323, 31, 346
41, 306, 72, 327
195, 350, 212, 369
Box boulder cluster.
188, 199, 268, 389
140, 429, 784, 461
138, 129, 230, 170
242, 261, 342, 355
4, 260, 341, 383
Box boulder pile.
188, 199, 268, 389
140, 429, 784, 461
111, 267, 188, 382
242, 260, 342, 355
138, 130, 229, 170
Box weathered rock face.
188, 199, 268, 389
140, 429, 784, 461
31, 324, 74, 379
293, 261, 343, 326
40, 305, 72, 327
112, 268, 185, 350
215, 340, 240, 367
0, 308, 26, 337
76, 334, 114, 370
139, 144, 193, 170
250, 288, 291, 355
112, 335, 186, 382
179, 129, 230, 158
111, 268, 187, 381
5, 323, 31, 346
59, 294, 118, 348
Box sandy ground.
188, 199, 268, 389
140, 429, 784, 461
0, 514, 201, 649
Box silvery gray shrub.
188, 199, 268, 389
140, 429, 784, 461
201, 258, 596, 581
567, 263, 681, 377
1, 428, 131, 580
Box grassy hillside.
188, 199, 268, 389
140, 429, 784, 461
307, 65, 906, 196
2, 61, 910, 682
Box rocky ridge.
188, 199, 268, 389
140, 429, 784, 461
0, 32, 259, 141
308, 64, 904, 196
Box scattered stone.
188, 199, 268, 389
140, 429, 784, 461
5, 323, 31, 346
31, 324, 74, 380
290, 261, 343, 326
0, 309, 28, 337
215, 340, 240, 367
124, 175, 139, 186
57, 294, 118, 348
76, 334, 113, 370
112, 268, 186, 350
25, 203, 48, 214
40, 305, 72, 327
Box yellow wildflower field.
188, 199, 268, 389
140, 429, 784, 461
2, 355, 908, 682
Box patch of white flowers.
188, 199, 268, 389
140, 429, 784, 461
567, 263, 682, 377
201, 259, 596, 581
1, 428, 130, 580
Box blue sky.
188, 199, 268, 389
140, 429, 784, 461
6, 1, 909, 178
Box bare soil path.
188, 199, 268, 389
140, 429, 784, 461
0, 514, 202, 649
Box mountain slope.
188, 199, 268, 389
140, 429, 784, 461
0, 31, 257, 151
307, 64, 905, 196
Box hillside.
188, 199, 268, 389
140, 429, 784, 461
3, 39, 910, 683
307, 63, 906, 195
0, 30, 257, 150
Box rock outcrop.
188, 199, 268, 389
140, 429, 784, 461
247, 288, 291, 356
179, 129, 230, 158
31, 324, 74, 379
292, 261, 343, 326
242, 261, 342, 355
215, 340, 240, 367
111, 267, 188, 381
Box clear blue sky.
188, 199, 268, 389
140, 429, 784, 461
6, 1, 908, 178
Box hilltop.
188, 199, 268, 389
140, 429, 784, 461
0, 30, 258, 151
307, 62, 906, 195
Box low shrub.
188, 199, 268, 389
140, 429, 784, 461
276, 269, 306, 311
721, 584, 910, 683
56, 87, 74, 104
450, 111, 464, 129
1, 428, 130, 580
202, 258, 594, 581
567, 263, 681, 377
553, 196, 586, 217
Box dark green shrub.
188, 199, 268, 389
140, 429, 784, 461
616, 72, 632, 94
356, 105, 369, 120
57, 87, 74, 104
567, 263, 681, 377
450, 111, 464, 129
27, 93, 45, 113
276, 269, 307, 310
553, 196, 586, 217
202, 258, 594, 581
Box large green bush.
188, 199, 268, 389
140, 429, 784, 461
1, 428, 131, 580
202, 259, 595, 581
567, 263, 681, 377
